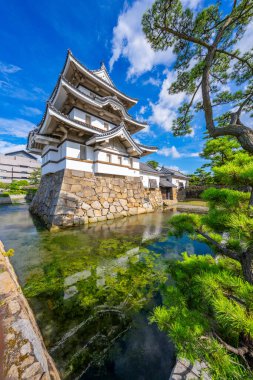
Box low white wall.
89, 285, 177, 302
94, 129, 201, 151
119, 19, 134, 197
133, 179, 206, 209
141, 173, 160, 188
172, 177, 187, 188
94, 162, 139, 177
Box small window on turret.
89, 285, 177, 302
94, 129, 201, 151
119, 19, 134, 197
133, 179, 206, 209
129, 158, 133, 168
86, 114, 91, 125
80, 145, 87, 160
104, 122, 109, 131
106, 153, 111, 163
117, 156, 122, 165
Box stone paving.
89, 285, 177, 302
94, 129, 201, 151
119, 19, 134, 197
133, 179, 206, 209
0, 241, 60, 380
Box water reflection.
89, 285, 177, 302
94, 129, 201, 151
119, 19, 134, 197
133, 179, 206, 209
0, 204, 213, 379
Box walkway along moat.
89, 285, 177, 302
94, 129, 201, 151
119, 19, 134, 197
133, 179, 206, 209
0, 204, 213, 379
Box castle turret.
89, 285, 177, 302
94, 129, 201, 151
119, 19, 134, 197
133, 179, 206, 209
28, 51, 162, 229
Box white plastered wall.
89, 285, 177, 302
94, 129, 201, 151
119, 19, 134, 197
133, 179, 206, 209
41, 139, 141, 177
171, 177, 187, 188
69, 107, 115, 131
140, 173, 160, 188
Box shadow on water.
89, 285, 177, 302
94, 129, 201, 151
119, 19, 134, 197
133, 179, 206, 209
0, 204, 213, 379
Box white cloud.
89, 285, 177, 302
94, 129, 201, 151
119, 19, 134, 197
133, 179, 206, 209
21, 106, 42, 116
0, 140, 26, 154
110, 0, 202, 79
133, 137, 141, 144
143, 77, 161, 86
109, 0, 175, 78
0, 118, 36, 138
139, 105, 147, 115
149, 70, 187, 131
158, 145, 199, 158
158, 146, 181, 158
0, 62, 21, 74
236, 21, 253, 54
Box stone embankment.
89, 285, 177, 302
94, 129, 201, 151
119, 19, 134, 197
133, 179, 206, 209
170, 358, 210, 379
0, 241, 60, 380
30, 169, 164, 229
0, 195, 27, 205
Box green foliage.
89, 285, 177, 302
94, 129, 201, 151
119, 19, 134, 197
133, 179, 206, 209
150, 254, 253, 379
189, 168, 213, 186
0, 182, 9, 189
200, 137, 242, 169
29, 168, 41, 185
142, 0, 253, 151
201, 188, 249, 209
168, 213, 201, 236
3, 248, 14, 257
213, 151, 253, 186
0, 193, 10, 198
146, 160, 159, 169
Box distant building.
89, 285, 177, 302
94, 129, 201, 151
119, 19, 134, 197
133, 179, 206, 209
158, 166, 189, 189
0, 150, 40, 183
139, 162, 160, 189
157, 166, 188, 201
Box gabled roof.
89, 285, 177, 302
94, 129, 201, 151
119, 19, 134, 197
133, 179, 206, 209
159, 166, 188, 179
160, 178, 177, 188
5, 150, 38, 160
49, 50, 138, 109
86, 122, 143, 156
92, 62, 115, 87
139, 162, 159, 174
49, 76, 146, 132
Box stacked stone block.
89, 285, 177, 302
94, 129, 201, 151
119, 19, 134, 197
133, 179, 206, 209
30, 169, 163, 229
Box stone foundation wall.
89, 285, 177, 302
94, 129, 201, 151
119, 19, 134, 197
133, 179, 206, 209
0, 241, 60, 380
30, 169, 164, 229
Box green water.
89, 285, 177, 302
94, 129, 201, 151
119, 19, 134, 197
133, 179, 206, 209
0, 204, 213, 380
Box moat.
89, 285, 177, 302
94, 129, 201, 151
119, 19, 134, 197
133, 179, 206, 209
0, 204, 213, 379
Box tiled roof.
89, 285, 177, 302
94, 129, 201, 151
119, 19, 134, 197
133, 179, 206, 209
86, 122, 143, 156
159, 166, 188, 179
160, 179, 177, 188
138, 144, 158, 151
38, 103, 108, 134
61, 77, 147, 127
68, 50, 138, 103
139, 162, 159, 174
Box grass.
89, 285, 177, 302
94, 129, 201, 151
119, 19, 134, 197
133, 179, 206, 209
177, 199, 208, 207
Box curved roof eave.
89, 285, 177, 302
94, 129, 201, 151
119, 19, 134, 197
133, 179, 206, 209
57, 77, 146, 129
39, 104, 103, 136
139, 144, 158, 152
64, 51, 138, 107
86, 123, 143, 155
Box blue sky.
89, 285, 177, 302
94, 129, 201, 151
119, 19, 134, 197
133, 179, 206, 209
0, 0, 251, 173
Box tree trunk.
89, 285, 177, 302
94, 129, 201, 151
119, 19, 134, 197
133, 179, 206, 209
249, 187, 253, 207
241, 248, 253, 285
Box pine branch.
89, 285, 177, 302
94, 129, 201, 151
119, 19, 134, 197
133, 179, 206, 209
196, 229, 240, 260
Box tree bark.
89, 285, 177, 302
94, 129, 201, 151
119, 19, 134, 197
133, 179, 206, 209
241, 248, 253, 285
249, 188, 253, 208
